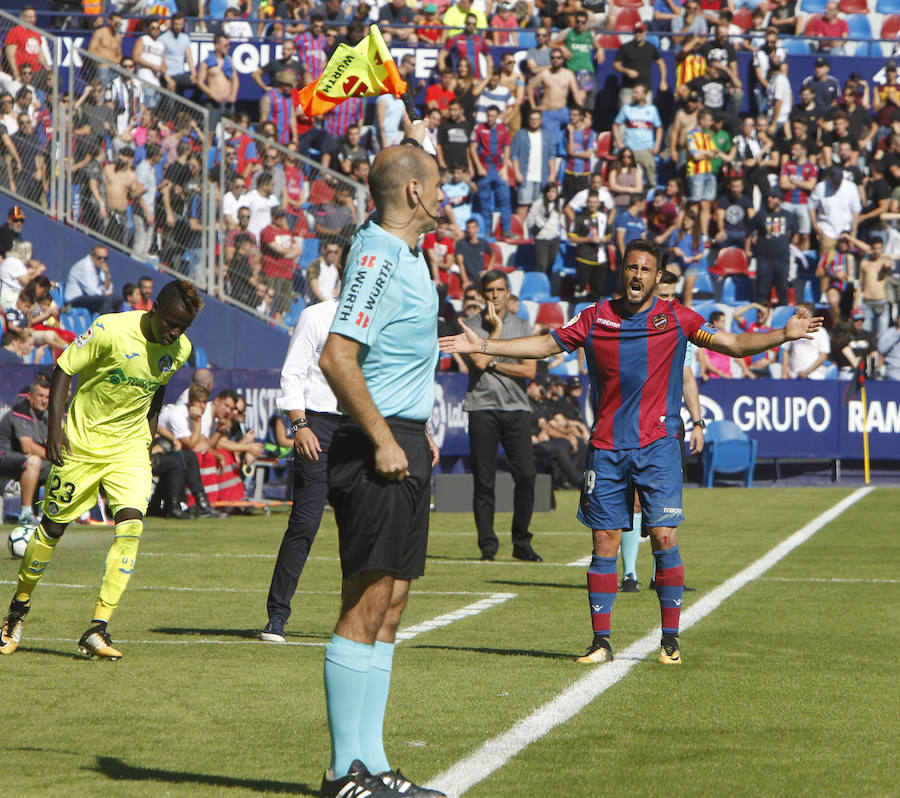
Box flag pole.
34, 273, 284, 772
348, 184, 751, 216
861, 382, 870, 485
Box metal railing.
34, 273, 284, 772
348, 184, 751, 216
215, 118, 368, 325
0, 8, 373, 330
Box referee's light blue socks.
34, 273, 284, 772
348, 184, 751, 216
620, 512, 641, 580
358, 640, 395, 775
324, 634, 373, 777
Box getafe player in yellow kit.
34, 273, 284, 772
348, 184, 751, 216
0, 279, 203, 659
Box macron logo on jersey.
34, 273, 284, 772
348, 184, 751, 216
596, 317, 621, 329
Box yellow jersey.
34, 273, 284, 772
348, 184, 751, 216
57, 311, 192, 459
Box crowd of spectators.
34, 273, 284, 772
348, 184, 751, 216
1, 4, 900, 381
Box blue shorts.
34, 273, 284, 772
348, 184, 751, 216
688, 172, 717, 202
578, 436, 685, 531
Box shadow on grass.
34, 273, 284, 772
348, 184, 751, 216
19, 646, 89, 661
412, 643, 573, 661
149, 626, 260, 639
90, 756, 319, 796
486, 579, 583, 590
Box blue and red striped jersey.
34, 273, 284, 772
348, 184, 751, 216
552, 297, 715, 450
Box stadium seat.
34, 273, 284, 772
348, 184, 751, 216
298, 237, 320, 270
507, 269, 524, 296
597, 34, 621, 49
447, 271, 463, 300
878, 0, 900, 14
781, 37, 813, 54
822, 361, 839, 379
308, 178, 335, 205
847, 14, 873, 52
51, 284, 65, 306
574, 301, 596, 315
283, 297, 306, 327
702, 421, 758, 488
612, 8, 642, 30
494, 214, 527, 241
801, 0, 828, 12
692, 299, 717, 320
518, 30, 537, 48
768, 284, 797, 305
721, 275, 753, 305
614, 0, 644, 7
880, 12, 900, 39
549, 350, 581, 376
520, 299, 539, 325
535, 301, 565, 330
194, 347, 209, 368
770, 305, 796, 329
732, 7, 754, 30
713, 247, 750, 276
840, 0, 868, 11
520, 271, 553, 301
692, 271, 715, 299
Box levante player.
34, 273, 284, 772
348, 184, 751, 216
440, 239, 822, 665
0, 279, 202, 659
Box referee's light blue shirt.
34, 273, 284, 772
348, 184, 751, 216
330, 220, 439, 422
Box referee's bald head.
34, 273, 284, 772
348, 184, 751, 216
369, 144, 439, 217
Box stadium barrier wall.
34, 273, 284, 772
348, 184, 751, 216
2, 366, 898, 461
0, 197, 291, 368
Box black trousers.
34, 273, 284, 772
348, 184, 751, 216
534, 438, 583, 488
534, 238, 560, 275
468, 409, 535, 556
150, 449, 205, 511
266, 411, 341, 622
755, 256, 789, 306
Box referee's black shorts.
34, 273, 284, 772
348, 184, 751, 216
327, 417, 432, 581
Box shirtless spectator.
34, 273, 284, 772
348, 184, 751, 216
498, 52, 526, 136
197, 34, 240, 139
87, 14, 124, 87
103, 147, 147, 246
670, 90, 702, 166
858, 237, 893, 338
527, 48, 585, 154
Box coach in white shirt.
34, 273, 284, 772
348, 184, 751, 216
261, 292, 344, 644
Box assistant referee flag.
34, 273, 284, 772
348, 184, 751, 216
295, 25, 407, 118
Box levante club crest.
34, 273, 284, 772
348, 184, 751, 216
651, 313, 668, 331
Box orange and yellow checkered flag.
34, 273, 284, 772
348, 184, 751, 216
295, 25, 407, 117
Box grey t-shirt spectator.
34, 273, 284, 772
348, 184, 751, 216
0, 398, 47, 454
462, 310, 533, 412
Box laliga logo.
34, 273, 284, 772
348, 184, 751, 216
429, 382, 468, 447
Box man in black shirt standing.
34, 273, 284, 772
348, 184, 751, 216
437, 100, 471, 170
612, 22, 668, 109
748, 186, 795, 306
0, 204, 26, 257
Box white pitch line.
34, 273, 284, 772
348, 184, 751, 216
395, 593, 515, 642
427, 486, 874, 798
565, 555, 592, 568
0, 579, 504, 598
8, 592, 516, 649
759, 577, 899, 584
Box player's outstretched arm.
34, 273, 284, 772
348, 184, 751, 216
706, 309, 824, 359
439, 325, 563, 360
46, 365, 72, 467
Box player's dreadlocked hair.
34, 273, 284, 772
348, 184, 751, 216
158, 279, 204, 317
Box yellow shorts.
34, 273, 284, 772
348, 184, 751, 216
42, 452, 153, 523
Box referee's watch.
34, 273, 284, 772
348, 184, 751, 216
692, 419, 706, 429
290, 418, 309, 433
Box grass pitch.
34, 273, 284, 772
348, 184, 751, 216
1, 487, 897, 797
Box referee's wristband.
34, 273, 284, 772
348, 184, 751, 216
290, 418, 309, 433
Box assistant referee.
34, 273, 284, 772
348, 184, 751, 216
317, 123, 446, 798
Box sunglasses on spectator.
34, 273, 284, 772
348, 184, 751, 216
94, 255, 108, 261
